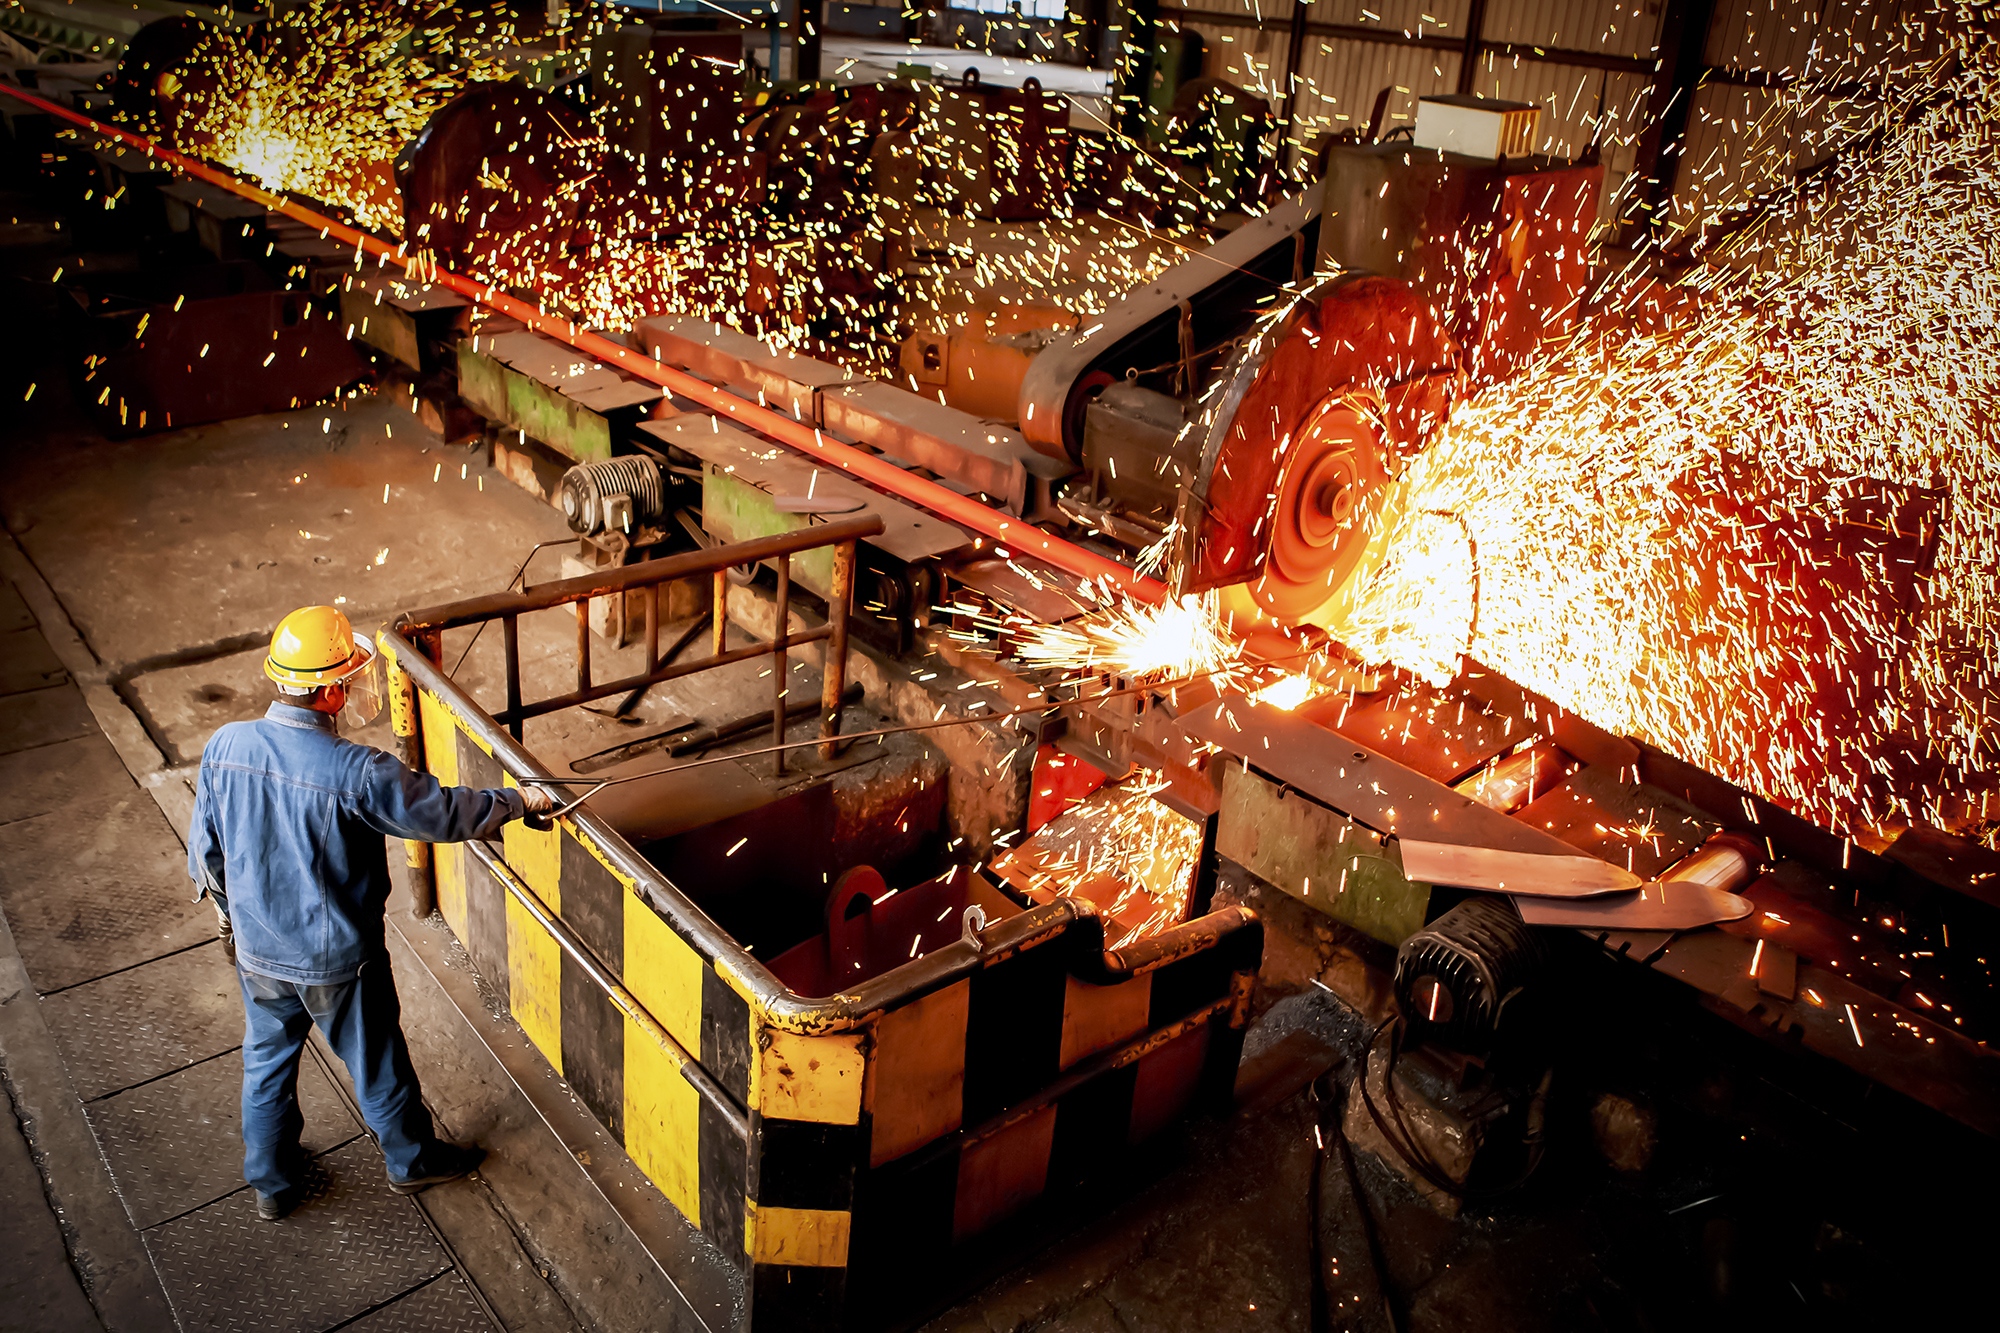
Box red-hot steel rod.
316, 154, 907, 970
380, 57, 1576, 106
0, 81, 1166, 604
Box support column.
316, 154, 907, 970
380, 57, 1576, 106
819, 541, 855, 760
387, 634, 435, 918
784, 0, 822, 83
1454, 0, 1488, 95
1626, 0, 1718, 243
1077, 0, 1113, 71
1275, 0, 1311, 172
1112, 0, 1161, 140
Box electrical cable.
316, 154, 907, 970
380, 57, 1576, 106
1355, 1015, 1549, 1204
1308, 1064, 1401, 1333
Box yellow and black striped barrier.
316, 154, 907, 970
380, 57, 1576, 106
380, 573, 1261, 1331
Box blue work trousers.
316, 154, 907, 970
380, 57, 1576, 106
238, 957, 435, 1195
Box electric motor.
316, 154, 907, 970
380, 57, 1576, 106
1395, 894, 1550, 1047
560, 456, 667, 537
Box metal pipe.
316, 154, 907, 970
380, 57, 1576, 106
821, 539, 855, 760
666, 686, 858, 762
644, 583, 659, 674
616, 614, 707, 719
1453, 738, 1574, 815
772, 554, 789, 777
1662, 831, 1764, 894
0, 84, 1166, 605
711, 570, 727, 659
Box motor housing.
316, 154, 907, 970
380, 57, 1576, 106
561, 456, 667, 537
1394, 894, 1550, 1047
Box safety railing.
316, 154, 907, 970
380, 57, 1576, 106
395, 514, 882, 769
376, 519, 1264, 1333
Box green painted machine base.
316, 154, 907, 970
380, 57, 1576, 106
1215, 761, 1431, 945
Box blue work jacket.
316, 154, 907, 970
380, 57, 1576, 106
187, 702, 524, 985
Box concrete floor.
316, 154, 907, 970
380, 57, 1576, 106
3, 125, 1992, 1333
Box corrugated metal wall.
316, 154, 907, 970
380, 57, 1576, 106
1146, 0, 1964, 238
1312, 0, 1473, 31
1284, 36, 1461, 140
1482, 0, 1658, 56
1671, 0, 1962, 238
1159, 0, 1657, 226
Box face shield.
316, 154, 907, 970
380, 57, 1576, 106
338, 634, 384, 729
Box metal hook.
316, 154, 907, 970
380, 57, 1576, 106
960, 904, 988, 952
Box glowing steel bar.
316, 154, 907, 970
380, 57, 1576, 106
0, 82, 1165, 603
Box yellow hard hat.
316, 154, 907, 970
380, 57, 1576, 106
265, 605, 372, 689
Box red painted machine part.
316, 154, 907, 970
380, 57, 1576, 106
1024, 743, 1112, 836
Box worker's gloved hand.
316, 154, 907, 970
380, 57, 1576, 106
519, 785, 561, 831
218, 919, 237, 967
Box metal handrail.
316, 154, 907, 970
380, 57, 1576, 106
380, 514, 1265, 1036
396, 515, 882, 761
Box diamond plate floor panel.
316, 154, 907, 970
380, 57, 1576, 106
145, 1137, 449, 1333
342, 1272, 496, 1333
0, 731, 135, 826
0, 791, 213, 992
0, 580, 35, 634
0, 623, 67, 695
42, 940, 241, 1099
87, 1049, 362, 1229
0, 681, 94, 754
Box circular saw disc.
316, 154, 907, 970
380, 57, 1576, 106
1173, 276, 1461, 613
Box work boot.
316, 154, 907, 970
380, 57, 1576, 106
388, 1142, 485, 1195
254, 1143, 309, 1220
255, 1186, 302, 1221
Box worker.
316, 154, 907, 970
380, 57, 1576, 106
186, 605, 558, 1222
